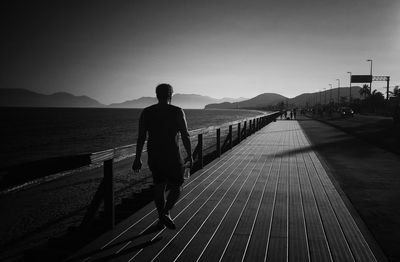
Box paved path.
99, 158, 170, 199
69, 121, 379, 262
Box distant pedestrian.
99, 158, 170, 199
132, 83, 193, 229
394, 103, 400, 126
293, 108, 297, 119
290, 110, 293, 119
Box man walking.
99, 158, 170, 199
132, 83, 192, 229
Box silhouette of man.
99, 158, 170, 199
132, 83, 192, 229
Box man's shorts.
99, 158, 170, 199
149, 163, 184, 186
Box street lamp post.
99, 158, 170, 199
347, 71, 352, 104
323, 88, 327, 105
336, 79, 340, 106
367, 59, 373, 92
315, 92, 317, 106
319, 90, 322, 105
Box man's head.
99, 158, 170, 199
156, 83, 173, 103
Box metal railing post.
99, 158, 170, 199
243, 120, 247, 139
249, 119, 253, 136
216, 128, 221, 157
198, 134, 203, 168
229, 125, 233, 149
237, 122, 241, 143
104, 158, 114, 229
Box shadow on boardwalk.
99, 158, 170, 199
68, 120, 381, 262
299, 117, 400, 261
66, 225, 163, 262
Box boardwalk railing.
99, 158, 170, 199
4, 111, 281, 231
77, 111, 281, 230
89, 111, 281, 229
187, 112, 281, 169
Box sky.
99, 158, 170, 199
1, 0, 399, 104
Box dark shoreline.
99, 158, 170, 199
0, 112, 275, 261
1, 108, 264, 194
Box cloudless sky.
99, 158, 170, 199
1, 0, 399, 104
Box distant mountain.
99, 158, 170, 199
0, 87, 364, 109
205, 87, 364, 109
109, 94, 247, 109
109, 96, 157, 108
0, 88, 105, 108
288, 86, 362, 107
205, 93, 287, 109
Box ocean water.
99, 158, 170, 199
0, 107, 263, 169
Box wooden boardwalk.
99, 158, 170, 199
69, 120, 378, 262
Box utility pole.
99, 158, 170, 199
367, 59, 373, 92
315, 92, 317, 106
336, 79, 340, 106
347, 72, 352, 104
319, 90, 322, 105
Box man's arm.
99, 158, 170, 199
132, 111, 147, 172
177, 109, 192, 165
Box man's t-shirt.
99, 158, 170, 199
140, 104, 189, 170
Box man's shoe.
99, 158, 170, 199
156, 219, 165, 230
160, 214, 176, 229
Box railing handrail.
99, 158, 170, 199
84, 110, 281, 229
1, 111, 281, 196
2, 110, 282, 232
187, 112, 269, 137
105, 111, 278, 161
86, 111, 279, 164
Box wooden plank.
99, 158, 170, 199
265, 143, 289, 262
294, 128, 333, 262
70, 120, 378, 262
171, 141, 266, 262
306, 150, 377, 262
288, 130, 310, 262
302, 152, 355, 262
241, 134, 282, 261
220, 141, 280, 262
298, 122, 376, 262
69, 135, 260, 262
149, 152, 259, 262
197, 151, 269, 261
114, 135, 266, 261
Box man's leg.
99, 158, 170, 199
153, 183, 166, 217
158, 184, 180, 229
165, 184, 181, 214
